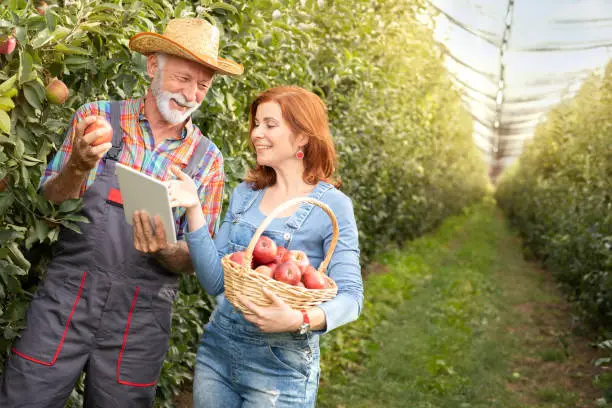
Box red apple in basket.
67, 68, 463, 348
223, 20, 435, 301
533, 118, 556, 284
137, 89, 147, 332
253, 236, 277, 265
302, 265, 328, 290
255, 264, 275, 279
273, 261, 302, 286
282, 250, 310, 273
274, 246, 288, 264
229, 251, 252, 267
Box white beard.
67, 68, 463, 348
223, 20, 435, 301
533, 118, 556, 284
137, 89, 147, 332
151, 72, 201, 125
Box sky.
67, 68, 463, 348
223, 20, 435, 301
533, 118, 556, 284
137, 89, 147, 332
432, 0, 612, 165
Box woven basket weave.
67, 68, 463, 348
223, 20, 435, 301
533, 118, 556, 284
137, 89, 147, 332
223, 197, 339, 312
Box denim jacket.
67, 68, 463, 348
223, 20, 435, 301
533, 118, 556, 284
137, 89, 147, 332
185, 180, 364, 334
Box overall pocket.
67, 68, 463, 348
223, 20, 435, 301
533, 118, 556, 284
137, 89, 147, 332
115, 286, 174, 387
265, 337, 313, 380
11, 272, 87, 365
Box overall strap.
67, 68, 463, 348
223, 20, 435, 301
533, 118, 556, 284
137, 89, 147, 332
234, 186, 261, 216
285, 181, 335, 230
105, 101, 123, 161
183, 136, 211, 177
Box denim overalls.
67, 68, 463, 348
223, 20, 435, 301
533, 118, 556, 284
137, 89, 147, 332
193, 182, 335, 408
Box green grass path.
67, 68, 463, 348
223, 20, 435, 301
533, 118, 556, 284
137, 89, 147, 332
317, 200, 604, 408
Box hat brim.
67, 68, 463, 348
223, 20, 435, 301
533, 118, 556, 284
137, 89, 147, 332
129, 32, 244, 76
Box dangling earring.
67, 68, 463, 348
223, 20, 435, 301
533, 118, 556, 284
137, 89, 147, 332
296, 147, 304, 160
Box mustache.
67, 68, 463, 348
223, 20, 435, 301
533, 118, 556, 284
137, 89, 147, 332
167, 92, 199, 109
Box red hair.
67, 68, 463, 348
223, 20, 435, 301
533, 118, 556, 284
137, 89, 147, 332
244, 86, 340, 189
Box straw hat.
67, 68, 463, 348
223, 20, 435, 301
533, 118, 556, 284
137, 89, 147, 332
129, 18, 243, 76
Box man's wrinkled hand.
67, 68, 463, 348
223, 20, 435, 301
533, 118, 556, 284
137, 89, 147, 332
133, 211, 167, 254
68, 115, 113, 174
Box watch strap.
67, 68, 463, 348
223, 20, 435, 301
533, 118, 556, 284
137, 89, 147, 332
300, 309, 310, 325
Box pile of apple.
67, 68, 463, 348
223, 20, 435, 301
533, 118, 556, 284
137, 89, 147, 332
229, 236, 330, 290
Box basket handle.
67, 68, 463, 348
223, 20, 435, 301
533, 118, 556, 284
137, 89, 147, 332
244, 197, 339, 275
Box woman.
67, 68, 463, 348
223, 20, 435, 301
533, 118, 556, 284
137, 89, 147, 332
168, 86, 363, 407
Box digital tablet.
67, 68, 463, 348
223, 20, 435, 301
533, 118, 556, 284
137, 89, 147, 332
115, 163, 177, 245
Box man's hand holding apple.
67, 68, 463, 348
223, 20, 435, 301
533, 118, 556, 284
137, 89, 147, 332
67, 116, 113, 176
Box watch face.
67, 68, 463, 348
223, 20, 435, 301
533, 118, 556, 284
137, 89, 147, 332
298, 323, 310, 335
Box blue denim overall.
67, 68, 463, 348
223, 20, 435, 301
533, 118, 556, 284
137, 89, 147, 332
0, 102, 209, 407
193, 182, 334, 408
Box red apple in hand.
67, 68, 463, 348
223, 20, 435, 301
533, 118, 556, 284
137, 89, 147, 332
84, 118, 113, 146
255, 264, 275, 279
253, 236, 277, 265
282, 250, 310, 273
273, 261, 302, 286
0, 36, 16, 55
302, 265, 327, 289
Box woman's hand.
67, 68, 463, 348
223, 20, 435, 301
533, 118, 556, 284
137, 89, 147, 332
167, 166, 199, 209
238, 287, 303, 333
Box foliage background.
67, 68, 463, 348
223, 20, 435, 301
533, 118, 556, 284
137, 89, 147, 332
495, 63, 612, 400
495, 63, 612, 331
0, 0, 488, 405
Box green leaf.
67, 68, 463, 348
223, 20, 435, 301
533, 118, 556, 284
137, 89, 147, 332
34, 219, 50, 242
0, 96, 15, 110
226, 92, 236, 112
6, 242, 30, 271
47, 228, 60, 242
54, 44, 90, 55
64, 56, 91, 67
18, 52, 33, 85
23, 84, 42, 111
59, 221, 82, 234
5, 299, 29, 322
20, 163, 29, 187
92, 3, 124, 12
0, 75, 17, 94
30, 26, 71, 48
30, 28, 53, 49
21, 155, 44, 165
0, 260, 26, 277
1, 87, 18, 98
210, 2, 239, 14
58, 198, 81, 213
0, 110, 10, 134
45, 10, 57, 31
14, 26, 26, 45
63, 214, 90, 223
1, 192, 15, 215
0, 229, 23, 243
14, 138, 24, 158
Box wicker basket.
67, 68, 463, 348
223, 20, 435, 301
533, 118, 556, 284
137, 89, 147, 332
223, 197, 339, 312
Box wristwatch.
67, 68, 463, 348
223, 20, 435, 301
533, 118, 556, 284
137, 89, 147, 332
296, 309, 310, 335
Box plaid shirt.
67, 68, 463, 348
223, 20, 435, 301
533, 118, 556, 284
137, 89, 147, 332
40, 98, 224, 239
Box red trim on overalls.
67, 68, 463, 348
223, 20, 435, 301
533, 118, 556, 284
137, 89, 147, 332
116, 286, 157, 387
107, 187, 123, 205
11, 271, 87, 366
